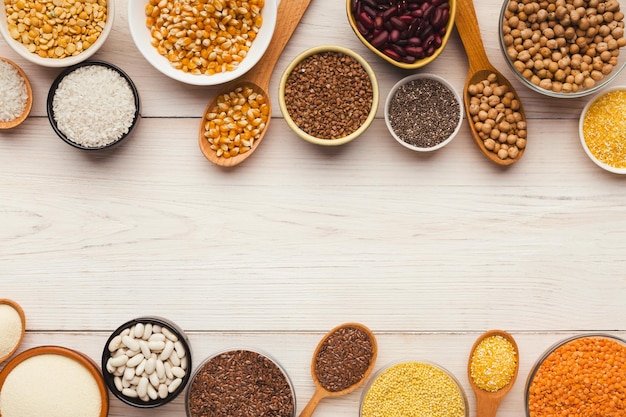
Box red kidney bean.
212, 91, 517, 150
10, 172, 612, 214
352, 0, 450, 63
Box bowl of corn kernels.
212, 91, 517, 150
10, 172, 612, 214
499, 0, 626, 98
128, 0, 277, 86
0, 0, 114, 68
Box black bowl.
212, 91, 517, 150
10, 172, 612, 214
47, 60, 140, 150
101, 316, 192, 408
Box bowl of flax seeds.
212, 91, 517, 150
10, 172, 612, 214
185, 348, 296, 417
279, 45, 379, 147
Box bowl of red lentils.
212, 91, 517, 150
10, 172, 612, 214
525, 333, 626, 417
278, 45, 379, 146
128, 0, 277, 86
360, 360, 468, 417
579, 86, 626, 173
347, 0, 457, 69
0, 0, 114, 68
499, 0, 626, 98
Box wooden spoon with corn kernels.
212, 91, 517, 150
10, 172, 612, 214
199, 0, 314, 167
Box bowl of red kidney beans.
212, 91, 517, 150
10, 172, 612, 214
347, 0, 457, 69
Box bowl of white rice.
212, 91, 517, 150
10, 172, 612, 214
0, 0, 114, 68
47, 60, 140, 150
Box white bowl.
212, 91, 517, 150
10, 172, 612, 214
0, 0, 114, 68
385, 73, 463, 152
128, 0, 277, 86
579, 86, 626, 174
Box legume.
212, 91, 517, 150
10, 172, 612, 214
470, 335, 517, 392
528, 335, 626, 417
361, 361, 466, 417
105, 321, 188, 403
386, 77, 460, 149
283, 51, 373, 140
146, 0, 264, 75
202, 85, 268, 158
187, 349, 295, 417
350, 0, 451, 64
582, 89, 626, 168
314, 325, 374, 392
502, 0, 626, 94
4, 0, 108, 59
467, 73, 527, 160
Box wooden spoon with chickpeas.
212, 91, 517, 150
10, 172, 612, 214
456, 0, 528, 166
199, 0, 313, 167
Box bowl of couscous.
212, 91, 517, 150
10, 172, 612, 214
0, 0, 114, 68
128, 0, 277, 86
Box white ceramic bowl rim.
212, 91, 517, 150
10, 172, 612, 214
278, 44, 379, 146
498, 1, 626, 99
0, 1, 114, 68
579, 86, 626, 174
127, 0, 277, 86
384, 73, 464, 152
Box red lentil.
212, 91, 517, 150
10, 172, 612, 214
528, 335, 626, 417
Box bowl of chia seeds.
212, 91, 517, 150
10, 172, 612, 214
278, 45, 379, 147
185, 348, 296, 417
385, 73, 463, 152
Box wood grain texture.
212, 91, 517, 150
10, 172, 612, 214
1, 1, 626, 415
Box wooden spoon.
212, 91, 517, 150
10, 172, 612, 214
467, 330, 520, 417
299, 322, 378, 417
0, 57, 33, 130
455, 0, 527, 166
199, 0, 313, 167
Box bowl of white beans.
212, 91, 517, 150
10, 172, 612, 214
0, 0, 114, 68
499, 0, 626, 98
101, 316, 192, 408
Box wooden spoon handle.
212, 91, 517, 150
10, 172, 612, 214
245, 0, 314, 87
475, 393, 503, 417
455, 0, 493, 73
298, 388, 326, 417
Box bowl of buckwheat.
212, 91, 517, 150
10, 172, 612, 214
278, 45, 379, 146
0, 0, 114, 67
128, 0, 277, 86
500, 0, 626, 98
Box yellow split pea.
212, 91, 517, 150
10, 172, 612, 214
582, 90, 626, 169
361, 361, 466, 417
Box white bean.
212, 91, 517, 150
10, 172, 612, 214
134, 323, 145, 338
161, 326, 179, 342
147, 384, 158, 400
164, 361, 174, 379
114, 376, 123, 391
108, 354, 129, 368
135, 358, 147, 376
127, 353, 145, 368
149, 333, 166, 342
152, 324, 162, 334
171, 366, 186, 378
137, 376, 149, 398
174, 341, 186, 358
148, 341, 165, 351
180, 355, 188, 370
168, 378, 182, 393
122, 335, 140, 352
159, 340, 174, 361
145, 357, 157, 375
169, 352, 181, 367
156, 359, 165, 379
149, 371, 160, 388
158, 383, 168, 399
122, 388, 138, 398
139, 340, 151, 358
123, 367, 136, 381
142, 323, 153, 340
108, 335, 122, 352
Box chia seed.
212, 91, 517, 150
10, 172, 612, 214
387, 77, 460, 149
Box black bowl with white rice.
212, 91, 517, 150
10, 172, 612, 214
47, 61, 140, 150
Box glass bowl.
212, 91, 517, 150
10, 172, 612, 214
101, 316, 192, 408
128, 0, 277, 86
186, 348, 296, 417
346, 0, 458, 69
525, 333, 626, 417
360, 360, 469, 417
0, 0, 114, 68
499, 0, 626, 98
47, 60, 141, 150
0, 346, 109, 417
278, 45, 379, 147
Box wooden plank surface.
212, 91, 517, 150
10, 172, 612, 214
2, 1, 626, 417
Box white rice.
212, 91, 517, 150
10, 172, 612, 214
0, 61, 28, 123
52, 65, 137, 148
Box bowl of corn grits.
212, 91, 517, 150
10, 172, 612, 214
360, 361, 468, 417
0, 0, 114, 68
128, 0, 277, 86
579, 86, 626, 174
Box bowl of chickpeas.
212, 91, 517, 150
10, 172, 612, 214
500, 0, 626, 98
0, 0, 114, 68
128, 0, 277, 86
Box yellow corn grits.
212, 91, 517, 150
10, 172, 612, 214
583, 90, 626, 169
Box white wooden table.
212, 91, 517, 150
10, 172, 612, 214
2, 1, 626, 416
